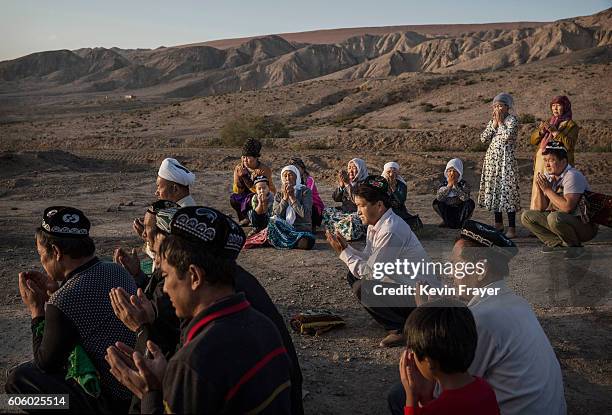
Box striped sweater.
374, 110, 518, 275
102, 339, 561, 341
142, 293, 292, 414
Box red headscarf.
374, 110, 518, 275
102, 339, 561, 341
540, 95, 572, 151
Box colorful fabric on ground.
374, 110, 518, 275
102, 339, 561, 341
322, 207, 365, 241
267, 217, 315, 249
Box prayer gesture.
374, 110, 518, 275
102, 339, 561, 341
283, 182, 295, 201
133, 217, 145, 239
106, 340, 166, 400
114, 247, 141, 277
258, 192, 268, 207
109, 287, 155, 332
447, 170, 459, 187
326, 229, 348, 254
535, 172, 553, 193
337, 170, 349, 187
399, 349, 435, 408
18, 271, 57, 317
492, 107, 504, 129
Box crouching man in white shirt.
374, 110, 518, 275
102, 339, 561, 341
387, 220, 567, 415
327, 175, 437, 347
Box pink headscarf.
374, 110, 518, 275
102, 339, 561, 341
540, 96, 572, 151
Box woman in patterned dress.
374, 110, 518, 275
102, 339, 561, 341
478, 93, 521, 238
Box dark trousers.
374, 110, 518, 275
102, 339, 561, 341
346, 272, 414, 332
387, 381, 406, 415
432, 199, 475, 229
312, 209, 323, 232
5, 361, 130, 414
248, 209, 269, 231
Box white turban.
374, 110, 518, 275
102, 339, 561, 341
158, 158, 196, 187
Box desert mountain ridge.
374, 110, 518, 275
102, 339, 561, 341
0, 8, 610, 98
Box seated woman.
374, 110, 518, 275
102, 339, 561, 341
433, 158, 475, 229
247, 175, 274, 233
382, 162, 423, 234
291, 157, 325, 232
322, 158, 368, 241
229, 138, 276, 226
245, 165, 316, 250
529, 95, 579, 210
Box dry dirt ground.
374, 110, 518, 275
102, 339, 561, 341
0, 67, 611, 414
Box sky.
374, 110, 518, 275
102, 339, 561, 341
0, 0, 609, 61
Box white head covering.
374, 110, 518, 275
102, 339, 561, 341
383, 161, 406, 184
444, 158, 464, 181
348, 158, 368, 184
280, 165, 305, 225
158, 158, 196, 187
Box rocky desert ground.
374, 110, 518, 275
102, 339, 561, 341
1, 8, 611, 415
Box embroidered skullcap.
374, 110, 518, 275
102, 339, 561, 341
156, 207, 178, 235
242, 138, 262, 158
362, 175, 390, 194
253, 175, 269, 186
41, 206, 90, 238
542, 141, 568, 155
147, 200, 180, 216
169, 206, 246, 261
459, 220, 518, 258
158, 158, 196, 187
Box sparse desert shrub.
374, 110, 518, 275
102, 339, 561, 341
332, 113, 359, 126
420, 102, 435, 112
398, 121, 411, 129
464, 79, 478, 86
219, 115, 290, 146
519, 113, 536, 124
433, 107, 451, 113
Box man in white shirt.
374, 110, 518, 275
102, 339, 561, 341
387, 220, 567, 415
327, 175, 434, 347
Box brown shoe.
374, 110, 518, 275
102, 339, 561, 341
505, 227, 516, 239
379, 330, 405, 348
239, 218, 250, 227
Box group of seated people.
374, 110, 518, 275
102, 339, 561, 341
7, 133, 604, 414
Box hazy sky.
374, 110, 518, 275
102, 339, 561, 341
1, 0, 609, 61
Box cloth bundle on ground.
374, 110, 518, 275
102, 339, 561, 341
289, 310, 346, 335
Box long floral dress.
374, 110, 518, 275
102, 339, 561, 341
477, 114, 521, 213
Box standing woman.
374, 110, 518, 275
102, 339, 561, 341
290, 157, 325, 232
478, 93, 521, 238
529, 96, 578, 209
229, 138, 276, 225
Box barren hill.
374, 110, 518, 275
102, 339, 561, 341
0, 8, 610, 98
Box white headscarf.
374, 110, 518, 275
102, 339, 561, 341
444, 158, 464, 181
349, 158, 369, 184
158, 158, 196, 187
280, 165, 305, 225
383, 161, 406, 184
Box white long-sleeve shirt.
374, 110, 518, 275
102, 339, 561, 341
468, 280, 567, 415
338, 208, 436, 284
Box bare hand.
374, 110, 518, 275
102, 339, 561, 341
399, 350, 435, 407
114, 248, 141, 277
106, 341, 166, 400
326, 230, 348, 255
133, 218, 145, 239
18, 271, 52, 317
337, 170, 348, 187
536, 172, 553, 193
110, 287, 154, 332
